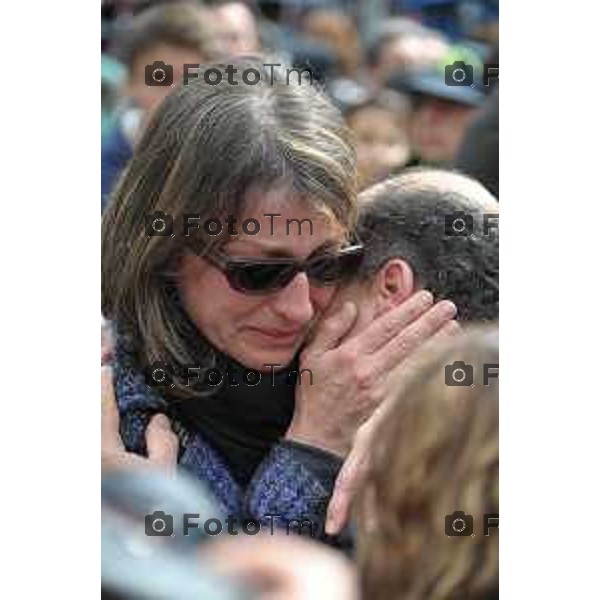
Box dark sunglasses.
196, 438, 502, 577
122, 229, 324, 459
203, 244, 365, 294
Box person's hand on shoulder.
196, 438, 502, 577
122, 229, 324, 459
325, 318, 461, 535
101, 366, 179, 472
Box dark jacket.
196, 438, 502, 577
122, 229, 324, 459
455, 88, 499, 198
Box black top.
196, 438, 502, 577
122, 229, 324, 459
169, 359, 297, 487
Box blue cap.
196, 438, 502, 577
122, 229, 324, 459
386, 67, 485, 107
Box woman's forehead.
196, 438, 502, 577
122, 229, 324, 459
232, 187, 345, 240
237, 185, 318, 220
224, 211, 343, 257
213, 190, 340, 257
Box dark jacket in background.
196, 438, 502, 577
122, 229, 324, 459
455, 87, 499, 198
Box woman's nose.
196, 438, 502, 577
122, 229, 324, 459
270, 272, 314, 325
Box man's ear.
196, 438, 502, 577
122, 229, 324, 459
373, 259, 415, 307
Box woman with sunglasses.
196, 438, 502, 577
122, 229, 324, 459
102, 58, 453, 543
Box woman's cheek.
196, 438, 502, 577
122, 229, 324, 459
310, 286, 338, 315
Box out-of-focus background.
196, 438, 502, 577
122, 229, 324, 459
101, 0, 499, 209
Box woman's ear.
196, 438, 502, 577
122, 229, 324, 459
373, 259, 415, 307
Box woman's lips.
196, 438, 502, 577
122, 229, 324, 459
248, 327, 303, 344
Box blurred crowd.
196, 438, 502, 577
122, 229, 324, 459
101, 0, 498, 208
101, 1, 499, 599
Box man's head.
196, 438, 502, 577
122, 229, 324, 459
117, 2, 215, 115
329, 168, 498, 333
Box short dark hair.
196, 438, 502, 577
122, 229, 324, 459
356, 168, 499, 321
116, 2, 215, 71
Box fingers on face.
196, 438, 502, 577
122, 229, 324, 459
309, 301, 358, 354
373, 297, 457, 375
358, 291, 435, 354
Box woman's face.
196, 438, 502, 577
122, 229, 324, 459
176, 186, 346, 371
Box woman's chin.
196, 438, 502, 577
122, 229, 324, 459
234, 345, 298, 372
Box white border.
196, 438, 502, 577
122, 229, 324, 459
502, 2, 600, 597
0, 1, 98, 596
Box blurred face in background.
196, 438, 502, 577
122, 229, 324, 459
126, 43, 207, 116
374, 34, 449, 88
209, 2, 261, 56
348, 105, 411, 189
411, 97, 478, 164
302, 9, 361, 77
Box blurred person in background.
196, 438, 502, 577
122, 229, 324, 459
388, 61, 484, 166
356, 325, 499, 600
455, 66, 499, 197
102, 59, 455, 546
344, 90, 412, 190
366, 18, 450, 91
102, 2, 215, 209
101, 55, 127, 139
389, 0, 499, 41
300, 7, 362, 79
203, 535, 358, 600
324, 168, 498, 535
204, 0, 262, 56
102, 465, 249, 600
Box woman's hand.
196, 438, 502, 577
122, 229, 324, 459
285, 291, 457, 457
324, 319, 461, 534
101, 366, 179, 472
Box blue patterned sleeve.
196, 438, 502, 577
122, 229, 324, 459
244, 440, 351, 546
